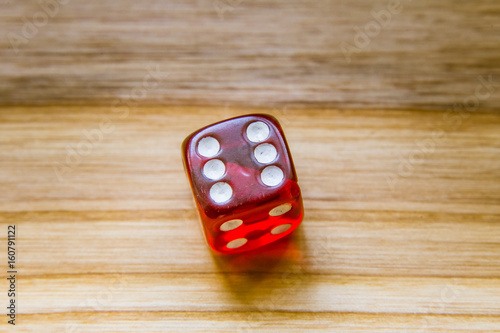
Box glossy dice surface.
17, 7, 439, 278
182, 114, 303, 253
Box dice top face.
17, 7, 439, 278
182, 114, 303, 253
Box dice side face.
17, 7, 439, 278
182, 114, 303, 253
209, 181, 303, 253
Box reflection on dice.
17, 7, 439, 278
182, 114, 303, 253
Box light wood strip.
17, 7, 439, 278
16, 273, 500, 316
5, 312, 500, 333
0, 107, 499, 213
0, 209, 499, 278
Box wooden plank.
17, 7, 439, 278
1, 106, 499, 213
0, 106, 499, 332
1, 210, 499, 277
0, 1, 499, 110
14, 273, 500, 314
9, 312, 500, 333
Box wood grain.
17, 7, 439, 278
1, 0, 500, 331
0, 0, 499, 110
1, 106, 499, 332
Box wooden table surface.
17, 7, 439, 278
1, 1, 500, 332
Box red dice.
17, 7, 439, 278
182, 114, 303, 253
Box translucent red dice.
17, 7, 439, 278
182, 114, 303, 253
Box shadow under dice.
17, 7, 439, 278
182, 114, 303, 254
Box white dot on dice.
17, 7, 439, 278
220, 219, 243, 231
269, 203, 292, 216
203, 159, 225, 180
260, 165, 284, 187
271, 224, 292, 235
246, 121, 270, 143
254, 143, 277, 164
226, 238, 248, 249
209, 182, 233, 204
198, 137, 220, 157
